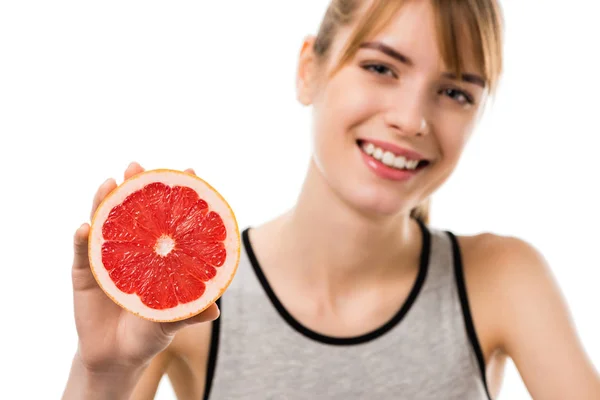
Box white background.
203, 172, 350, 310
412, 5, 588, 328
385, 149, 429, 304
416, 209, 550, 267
1, 1, 598, 399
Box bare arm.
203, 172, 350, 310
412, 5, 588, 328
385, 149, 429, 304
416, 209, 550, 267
128, 350, 174, 400
129, 322, 213, 400
63, 353, 149, 400
482, 236, 600, 399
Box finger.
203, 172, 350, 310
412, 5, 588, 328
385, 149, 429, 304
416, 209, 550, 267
71, 223, 97, 291
90, 178, 117, 221
73, 223, 89, 267
160, 303, 220, 336
187, 303, 220, 323
184, 168, 196, 175
124, 161, 145, 181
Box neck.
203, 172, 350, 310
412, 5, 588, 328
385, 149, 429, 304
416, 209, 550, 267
277, 159, 423, 291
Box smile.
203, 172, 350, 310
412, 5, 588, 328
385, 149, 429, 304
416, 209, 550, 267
357, 140, 430, 171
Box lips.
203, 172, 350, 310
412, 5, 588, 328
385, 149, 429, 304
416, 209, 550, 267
356, 139, 431, 181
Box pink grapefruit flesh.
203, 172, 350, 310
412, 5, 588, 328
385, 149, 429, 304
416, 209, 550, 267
88, 169, 240, 322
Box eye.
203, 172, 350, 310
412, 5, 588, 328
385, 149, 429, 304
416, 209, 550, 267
439, 88, 474, 106
361, 63, 397, 79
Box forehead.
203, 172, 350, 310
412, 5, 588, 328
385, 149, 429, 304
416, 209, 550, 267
334, 0, 482, 76
377, 1, 442, 65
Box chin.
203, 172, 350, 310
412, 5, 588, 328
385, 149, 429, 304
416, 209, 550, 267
314, 158, 420, 220
337, 183, 414, 219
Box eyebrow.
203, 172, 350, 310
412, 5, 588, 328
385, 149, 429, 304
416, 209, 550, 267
359, 41, 486, 88
360, 41, 414, 66
442, 72, 486, 87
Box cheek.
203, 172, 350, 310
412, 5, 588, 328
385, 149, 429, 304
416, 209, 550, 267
435, 115, 475, 170
313, 70, 382, 141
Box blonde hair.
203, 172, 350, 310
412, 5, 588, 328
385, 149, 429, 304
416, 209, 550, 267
313, 0, 504, 224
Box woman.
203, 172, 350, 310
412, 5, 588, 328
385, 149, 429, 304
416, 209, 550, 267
63, 0, 600, 399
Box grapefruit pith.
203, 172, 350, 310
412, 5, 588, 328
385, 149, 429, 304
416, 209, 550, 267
88, 169, 240, 322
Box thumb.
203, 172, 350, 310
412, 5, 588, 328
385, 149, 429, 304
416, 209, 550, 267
71, 223, 97, 291
160, 302, 220, 336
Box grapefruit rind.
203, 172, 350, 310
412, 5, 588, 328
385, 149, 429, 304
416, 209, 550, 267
88, 169, 240, 322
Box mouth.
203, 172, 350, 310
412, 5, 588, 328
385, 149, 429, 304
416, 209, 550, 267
356, 139, 431, 172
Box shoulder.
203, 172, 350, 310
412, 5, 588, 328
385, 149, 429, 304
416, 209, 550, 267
457, 231, 550, 293
447, 232, 547, 363
457, 231, 563, 314
455, 231, 554, 349
454, 231, 600, 398
456, 230, 551, 293
456, 230, 545, 269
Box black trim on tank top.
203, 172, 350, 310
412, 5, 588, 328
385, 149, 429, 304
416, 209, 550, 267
446, 231, 492, 400
241, 218, 431, 346
202, 297, 221, 400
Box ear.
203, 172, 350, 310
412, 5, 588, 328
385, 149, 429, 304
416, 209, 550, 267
296, 35, 319, 106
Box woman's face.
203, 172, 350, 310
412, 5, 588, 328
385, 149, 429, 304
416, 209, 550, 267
297, 0, 488, 218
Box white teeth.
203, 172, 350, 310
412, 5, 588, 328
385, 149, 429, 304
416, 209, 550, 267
360, 141, 422, 171
382, 151, 395, 166
393, 156, 406, 169
373, 147, 383, 160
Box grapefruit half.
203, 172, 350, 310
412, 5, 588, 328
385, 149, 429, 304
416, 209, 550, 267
88, 169, 240, 322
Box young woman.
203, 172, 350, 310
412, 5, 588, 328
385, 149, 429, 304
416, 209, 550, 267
63, 0, 600, 399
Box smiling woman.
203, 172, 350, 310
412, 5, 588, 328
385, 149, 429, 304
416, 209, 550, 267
302, 0, 502, 224
59, 0, 600, 400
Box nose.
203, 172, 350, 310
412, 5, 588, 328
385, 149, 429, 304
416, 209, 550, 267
383, 87, 429, 137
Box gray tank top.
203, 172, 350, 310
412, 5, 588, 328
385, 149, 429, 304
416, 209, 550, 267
203, 221, 492, 400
